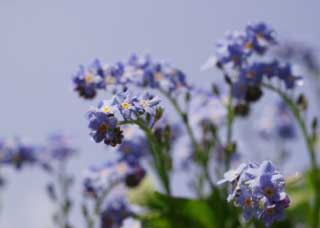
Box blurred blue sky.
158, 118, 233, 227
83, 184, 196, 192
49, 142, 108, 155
0, 0, 319, 227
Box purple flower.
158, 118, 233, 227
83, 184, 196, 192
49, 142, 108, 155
46, 132, 77, 161
245, 22, 276, 54
216, 32, 248, 68
136, 92, 161, 115
236, 185, 260, 220
100, 199, 132, 228
73, 60, 105, 99
112, 92, 139, 120
0, 138, 40, 169
87, 109, 123, 146
261, 199, 287, 227
277, 64, 302, 89
118, 138, 147, 167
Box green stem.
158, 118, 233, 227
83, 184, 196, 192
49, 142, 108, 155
120, 119, 171, 195
159, 89, 198, 146
225, 87, 235, 171
57, 161, 70, 228
159, 89, 215, 189
263, 83, 320, 228
135, 119, 171, 195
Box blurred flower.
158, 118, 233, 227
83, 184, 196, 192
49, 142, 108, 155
117, 138, 148, 167
73, 60, 105, 99
258, 99, 296, 140
46, 132, 77, 161
275, 100, 296, 139
245, 22, 276, 55
100, 199, 132, 228
273, 40, 320, 74
83, 160, 146, 198
216, 32, 248, 69
0, 138, 41, 169
277, 64, 303, 89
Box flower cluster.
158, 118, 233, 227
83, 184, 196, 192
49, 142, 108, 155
73, 55, 190, 99
87, 91, 161, 146
215, 22, 302, 102
218, 161, 290, 227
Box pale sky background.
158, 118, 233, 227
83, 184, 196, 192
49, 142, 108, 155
0, 0, 319, 227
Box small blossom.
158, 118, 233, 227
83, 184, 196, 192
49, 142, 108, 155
0, 138, 40, 169
216, 32, 248, 68
87, 110, 123, 146
100, 199, 132, 228
277, 64, 302, 89
73, 60, 105, 99
112, 92, 139, 120
218, 160, 290, 226
245, 22, 276, 54
46, 132, 77, 161
136, 92, 161, 116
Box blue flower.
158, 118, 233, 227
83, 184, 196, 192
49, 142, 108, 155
275, 100, 296, 139
232, 76, 249, 100
0, 138, 39, 169
118, 138, 147, 167
245, 22, 276, 54
112, 92, 139, 120
136, 92, 161, 117
277, 64, 302, 89
261, 199, 288, 227
216, 32, 248, 68
73, 60, 105, 99
218, 160, 290, 226
100, 199, 132, 228
217, 163, 248, 185
46, 132, 77, 161
261, 60, 279, 79
252, 174, 285, 202
87, 109, 123, 146
236, 185, 260, 220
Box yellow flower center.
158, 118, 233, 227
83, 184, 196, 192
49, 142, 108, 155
116, 162, 127, 173
264, 187, 274, 197
155, 72, 162, 80
85, 73, 93, 82
245, 42, 253, 49
256, 33, 264, 39
106, 76, 115, 84
102, 105, 111, 113
244, 197, 253, 207
98, 123, 108, 133
141, 99, 149, 107
121, 102, 130, 109
266, 207, 275, 215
